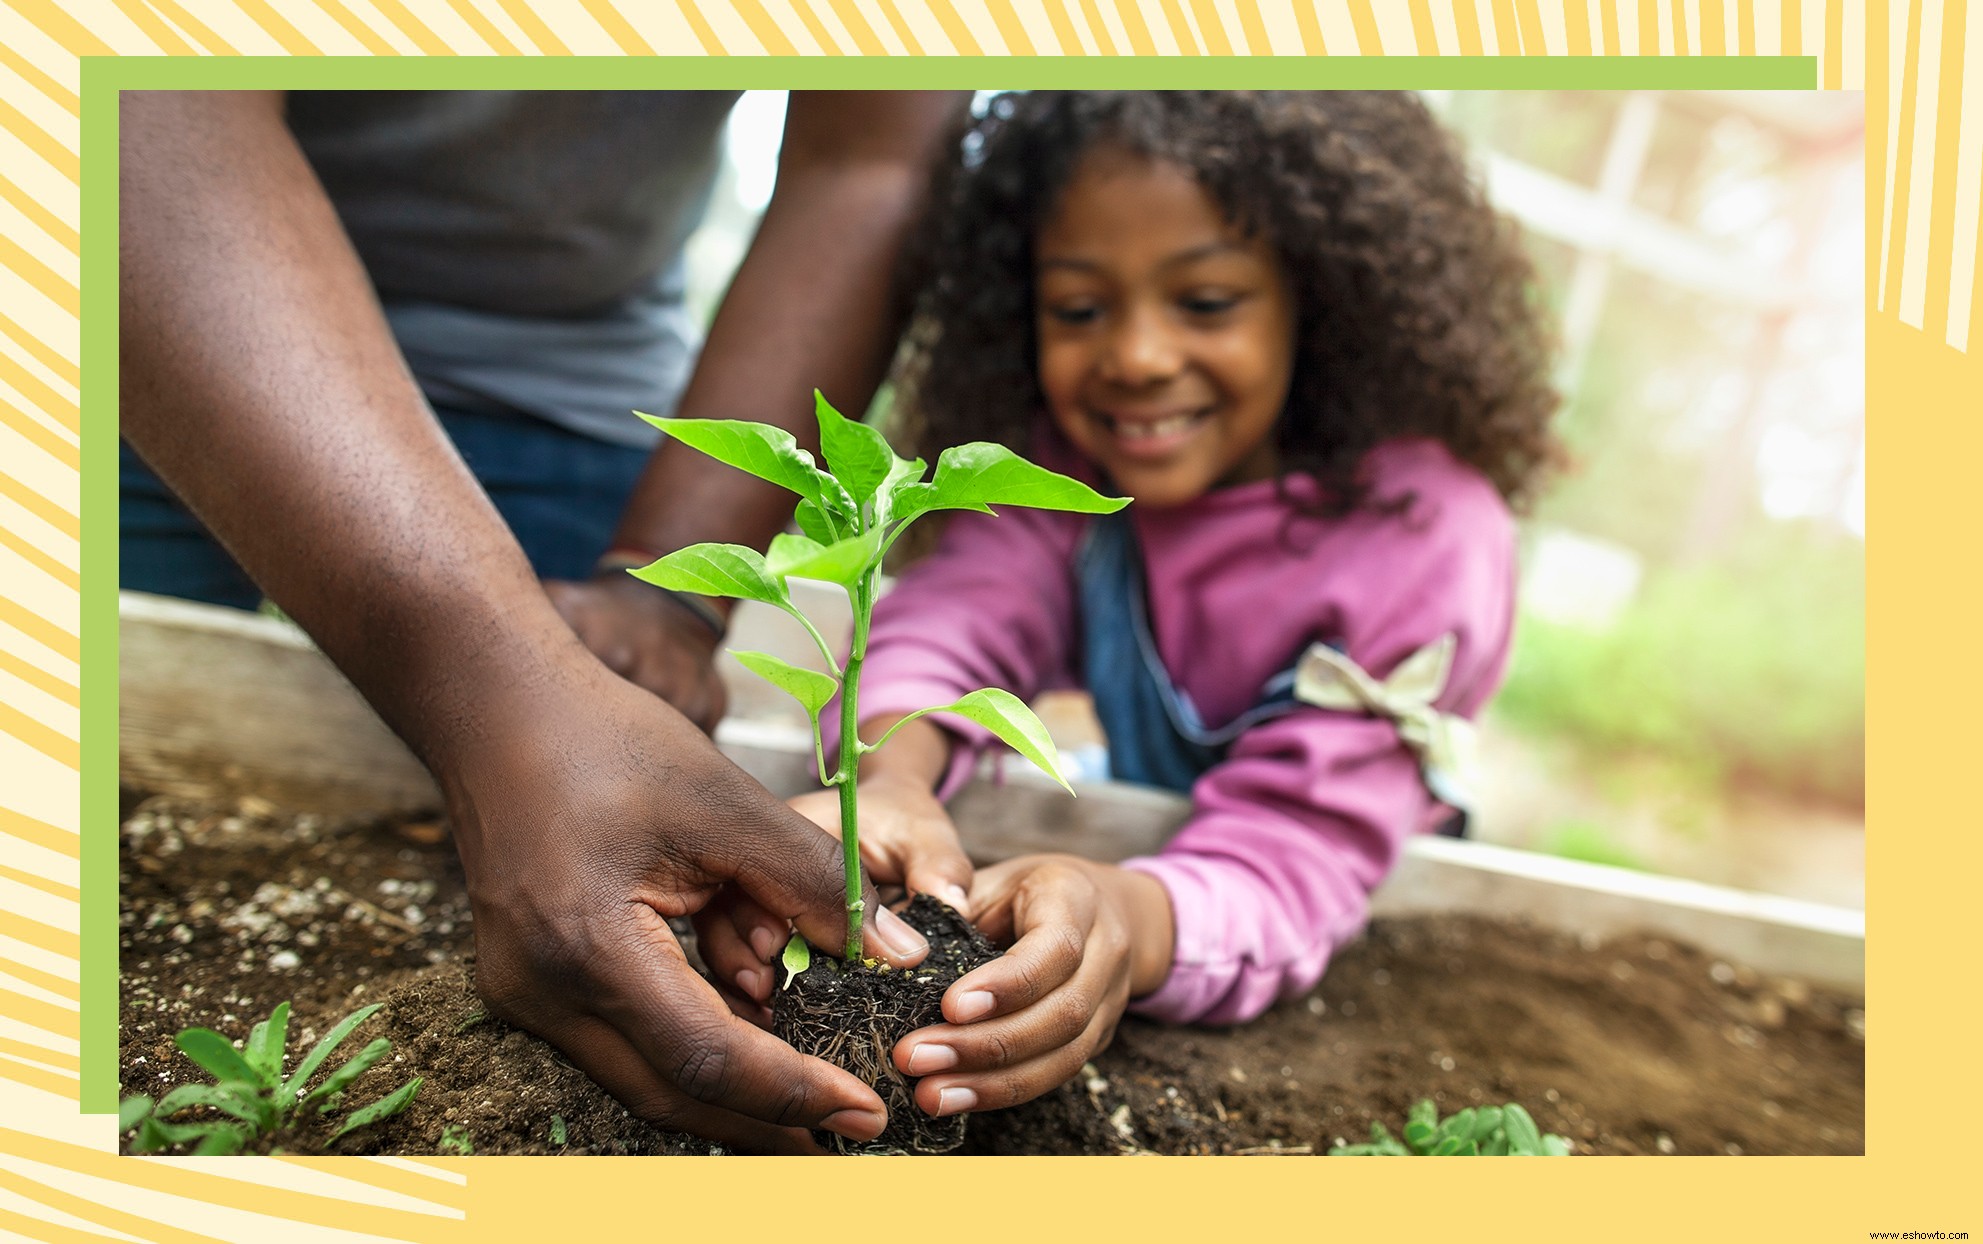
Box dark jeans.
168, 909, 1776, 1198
120, 408, 652, 610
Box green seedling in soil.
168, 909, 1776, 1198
630, 393, 1127, 962
1329, 1098, 1572, 1156
438, 1124, 474, 1155
118, 1002, 421, 1155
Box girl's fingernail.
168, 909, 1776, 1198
936, 1087, 979, 1117
905, 1043, 958, 1075
749, 926, 780, 962
941, 884, 971, 916
822, 1108, 887, 1140
952, 990, 996, 1023
868, 906, 928, 961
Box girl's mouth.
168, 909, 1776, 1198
1094, 408, 1211, 457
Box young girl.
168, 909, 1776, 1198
700, 91, 1560, 1125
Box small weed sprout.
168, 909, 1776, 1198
438, 1124, 474, 1155
1329, 1098, 1572, 1156
118, 1002, 422, 1155
631, 394, 1127, 963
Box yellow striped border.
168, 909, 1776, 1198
0, 0, 1965, 1240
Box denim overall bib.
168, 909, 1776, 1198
1073, 510, 1469, 836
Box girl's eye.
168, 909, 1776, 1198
1045, 303, 1102, 326
1181, 292, 1243, 316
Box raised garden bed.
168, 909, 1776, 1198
117, 593, 1864, 1156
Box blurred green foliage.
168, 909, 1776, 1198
1497, 522, 1864, 808
1536, 820, 1649, 871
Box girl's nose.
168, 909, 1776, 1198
1100, 307, 1183, 385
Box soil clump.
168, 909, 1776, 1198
773, 894, 997, 1154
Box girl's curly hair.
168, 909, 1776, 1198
892, 91, 1564, 515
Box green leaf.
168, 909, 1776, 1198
873, 453, 929, 527
814, 391, 895, 510
245, 1001, 290, 1085
191, 1125, 249, 1156
175, 1028, 258, 1085
1471, 1105, 1503, 1141
304, 1037, 391, 1109
1430, 1135, 1473, 1156
331, 1077, 423, 1143
134, 1116, 241, 1154
1408, 1099, 1439, 1131
1540, 1134, 1571, 1156
629, 543, 794, 609
638, 413, 850, 518
730, 650, 840, 718
1502, 1103, 1544, 1155
156, 1082, 267, 1127
765, 528, 883, 588
780, 934, 811, 989
793, 497, 841, 545
1403, 1119, 1436, 1152
1435, 1108, 1477, 1146
550, 1115, 568, 1146
118, 1096, 154, 1133
891, 442, 1129, 528
1481, 1133, 1510, 1156
131, 1116, 177, 1153
286, 1004, 383, 1101
917, 688, 1071, 792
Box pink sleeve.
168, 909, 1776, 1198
843, 507, 1080, 797
1120, 497, 1515, 1027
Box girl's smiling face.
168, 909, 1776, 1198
1034, 149, 1297, 508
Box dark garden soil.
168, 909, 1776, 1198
773, 894, 999, 1155
119, 792, 1864, 1157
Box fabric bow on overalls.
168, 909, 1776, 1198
1291, 633, 1478, 811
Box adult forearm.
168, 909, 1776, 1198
117, 91, 579, 771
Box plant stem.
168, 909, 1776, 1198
837, 643, 864, 963
837, 572, 875, 964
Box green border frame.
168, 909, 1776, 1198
81, 54, 1821, 1112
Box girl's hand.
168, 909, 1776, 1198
891, 855, 1175, 1117
692, 772, 976, 1009
786, 772, 976, 916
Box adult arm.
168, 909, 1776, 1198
547, 90, 969, 729
118, 91, 929, 1150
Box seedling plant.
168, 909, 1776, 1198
1329, 1098, 1572, 1156
118, 1002, 421, 1154
631, 393, 1127, 963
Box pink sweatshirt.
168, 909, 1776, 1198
856, 438, 1517, 1025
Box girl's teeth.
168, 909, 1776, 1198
1115, 414, 1197, 440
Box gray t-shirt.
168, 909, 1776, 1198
287, 91, 743, 447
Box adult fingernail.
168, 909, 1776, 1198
935, 1087, 978, 1117
735, 968, 764, 1000
941, 884, 971, 916
822, 1108, 886, 1140
868, 905, 928, 961
905, 1043, 958, 1075
952, 989, 996, 1023
749, 926, 780, 962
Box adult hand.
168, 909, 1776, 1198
449, 655, 934, 1153
888, 855, 1174, 1118
544, 575, 728, 735
695, 772, 977, 1010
